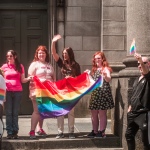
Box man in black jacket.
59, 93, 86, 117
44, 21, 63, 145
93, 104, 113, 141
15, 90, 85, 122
125, 53, 150, 150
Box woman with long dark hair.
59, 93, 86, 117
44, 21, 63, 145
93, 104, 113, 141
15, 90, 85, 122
1, 50, 30, 139
51, 34, 81, 139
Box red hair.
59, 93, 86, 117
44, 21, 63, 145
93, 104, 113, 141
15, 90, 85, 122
33, 45, 49, 63
91, 51, 112, 75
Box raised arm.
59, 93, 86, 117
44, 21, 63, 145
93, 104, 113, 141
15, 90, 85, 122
134, 53, 149, 75
51, 34, 61, 62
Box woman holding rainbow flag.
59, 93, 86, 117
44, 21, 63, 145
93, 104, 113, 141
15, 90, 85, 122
51, 34, 81, 139
87, 51, 114, 138
28, 45, 55, 139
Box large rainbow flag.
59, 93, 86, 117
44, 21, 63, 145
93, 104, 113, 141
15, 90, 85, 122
0, 75, 6, 102
34, 72, 103, 119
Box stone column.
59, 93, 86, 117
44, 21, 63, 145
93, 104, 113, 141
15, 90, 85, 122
48, 0, 57, 68
48, 0, 65, 80
118, 0, 150, 149
127, 0, 150, 56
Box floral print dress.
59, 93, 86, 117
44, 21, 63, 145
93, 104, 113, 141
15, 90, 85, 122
89, 70, 114, 110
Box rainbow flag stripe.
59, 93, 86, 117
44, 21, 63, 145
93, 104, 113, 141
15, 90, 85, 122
34, 72, 103, 118
0, 89, 5, 100
130, 39, 136, 55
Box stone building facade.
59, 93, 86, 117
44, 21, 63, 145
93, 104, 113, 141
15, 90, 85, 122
0, 0, 150, 149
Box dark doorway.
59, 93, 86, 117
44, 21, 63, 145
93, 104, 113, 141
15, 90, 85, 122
0, 1, 48, 114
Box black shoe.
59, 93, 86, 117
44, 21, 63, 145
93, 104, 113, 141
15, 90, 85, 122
13, 134, 19, 139
69, 133, 75, 139
7, 134, 13, 139
13, 131, 19, 139
95, 130, 106, 138
87, 130, 96, 138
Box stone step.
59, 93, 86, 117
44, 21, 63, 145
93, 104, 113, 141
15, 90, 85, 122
1, 117, 123, 150
2, 133, 122, 150
40, 149, 123, 150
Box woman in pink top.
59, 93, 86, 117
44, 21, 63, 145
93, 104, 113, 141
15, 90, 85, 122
28, 45, 55, 139
1, 50, 31, 139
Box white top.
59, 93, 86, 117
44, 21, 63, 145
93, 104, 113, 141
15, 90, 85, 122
28, 61, 55, 98
28, 61, 54, 82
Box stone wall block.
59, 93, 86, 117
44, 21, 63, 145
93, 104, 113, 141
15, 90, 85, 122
103, 50, 126, 63
74, 51, 96, 66
103, 7, 125, 21
82, 7, 100, 21
103, 35, 125, 50
65, 36, 82, 50
83, 36, 100, 50
65, 22, 100, 36
103, 21, 126, 35
67, 0, 99, 7
66, 7, 81, 21
103, 0, 126, 7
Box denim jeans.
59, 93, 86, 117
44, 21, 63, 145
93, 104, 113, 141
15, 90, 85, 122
5, 91, 22, 135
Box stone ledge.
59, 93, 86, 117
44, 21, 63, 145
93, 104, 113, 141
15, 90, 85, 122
2, 134, 121, 150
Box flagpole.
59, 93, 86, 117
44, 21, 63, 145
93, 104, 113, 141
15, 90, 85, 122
101, 0, 103, 52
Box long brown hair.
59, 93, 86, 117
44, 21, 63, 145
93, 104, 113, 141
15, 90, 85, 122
62, 47, 75, 65
91, 51, 112, 75
6, 50, 22, 73
61, 47, 79, 76
33, 45, 49, 63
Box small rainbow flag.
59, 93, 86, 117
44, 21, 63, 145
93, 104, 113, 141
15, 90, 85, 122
130, 39, 136, 55
34, 72, 103, 119
0, 89, 5, 101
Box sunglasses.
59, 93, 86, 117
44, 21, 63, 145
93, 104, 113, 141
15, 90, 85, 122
95, 58, 101, 60
6, 55, 13, 58
137, 62, 148, 66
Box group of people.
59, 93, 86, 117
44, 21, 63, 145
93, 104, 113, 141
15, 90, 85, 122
0, 34, 149, 149
0, 34, 114, 140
